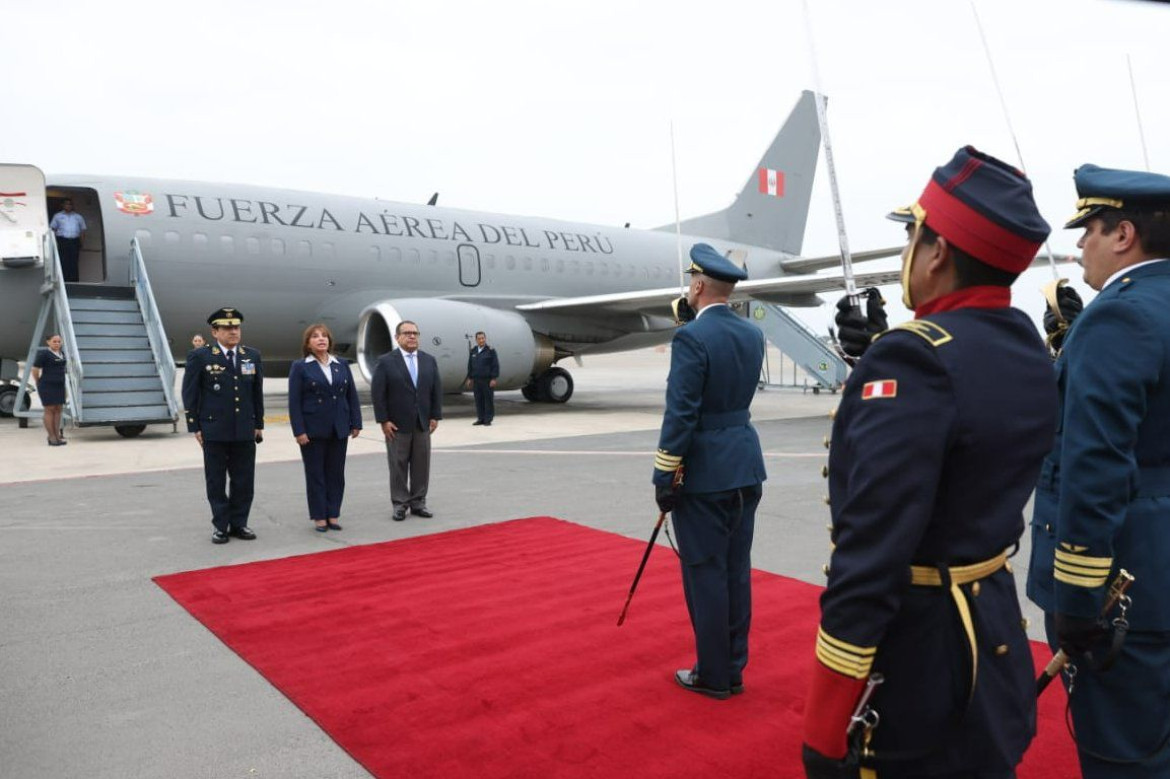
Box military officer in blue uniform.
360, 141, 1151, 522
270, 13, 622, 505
653, 243, 767, 700
465, 331, 499, 425
803, 148, 1058, 777
182, 307, 265, 544
1026, 165, 1170, 778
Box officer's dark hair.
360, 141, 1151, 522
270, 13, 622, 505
1097, 207, 1170, 257
918, 224, 1019, 288
475, 331, 486, 338
395, 320, 418, 336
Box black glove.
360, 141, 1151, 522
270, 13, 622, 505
834, 288, 888, 359
1054, 612, 1106, 657
672, 295, 696, 324
655, 483, 678, 514
802, 744, 860, 779
1043, 285, 1083, 354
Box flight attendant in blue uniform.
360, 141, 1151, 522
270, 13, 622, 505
32, 334, 68, 446
803, 148, 1058, 777
289, 323, 362, 533
182, 307, 264, 545
1026, 166, 1170, 778
653, 243, 767, 700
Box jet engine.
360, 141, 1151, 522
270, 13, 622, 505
356, 299, 555, 395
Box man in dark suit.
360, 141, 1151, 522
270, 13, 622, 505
653, 243, 767, 701
1027, 165, 1170, 778
181, 307, 264, 544
371, 320, 443, 521
465, 330, 499, 425
805, 148, 1057, 777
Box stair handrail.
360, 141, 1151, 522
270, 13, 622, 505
129, 236, 179, 421
15, 232, 85, 422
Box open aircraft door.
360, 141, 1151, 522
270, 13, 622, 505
0, 164, 48, 270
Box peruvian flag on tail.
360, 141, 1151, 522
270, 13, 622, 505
758, 167, 784, 197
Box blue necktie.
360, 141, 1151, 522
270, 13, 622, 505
226, 350, 235, 372
406, 352, 418, 387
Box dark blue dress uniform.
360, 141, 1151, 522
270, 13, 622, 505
181, 308, 264, 537
653, 244, 767, 696
804, 148, 1057, 776
467, 343, 499, 424
288, 357, 362, 522
1026, 165, 1170, 778
32, 348, 67, 406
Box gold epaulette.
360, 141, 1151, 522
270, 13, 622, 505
815, 626, 876, 679
1054, 543, 1112, 589
654, 448, 683, 473
873, 320, 953, 347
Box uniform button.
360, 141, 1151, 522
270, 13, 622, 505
1044, 524, 1052, 533
971, 582, 981, 597
995, 644, 1009, 656
821, 465, 829, 478
828, 407, 838, 420
823, 436, 831, 449
822, 563, 830, 576
825, 523, 833, 533
1021, 618, 1030, 630
822, 495, 831, 506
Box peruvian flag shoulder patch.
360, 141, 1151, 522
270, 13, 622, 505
861, 379, 898, 400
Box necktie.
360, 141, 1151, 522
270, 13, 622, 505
406, 352, 418, 387
226, 350, 235, 372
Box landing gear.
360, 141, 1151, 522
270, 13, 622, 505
522, 367, 575, 404
115, 424, 147, 438
0, 385, 30, 418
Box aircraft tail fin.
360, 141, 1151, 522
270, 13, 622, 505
673, 90, 820, 255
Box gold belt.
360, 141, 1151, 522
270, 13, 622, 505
908, 550, 1010, 700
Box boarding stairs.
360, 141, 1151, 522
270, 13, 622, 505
746, 301, 848, 392
15, 235, 180, 436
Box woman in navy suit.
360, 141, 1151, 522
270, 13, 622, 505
32, 334, 68, 446
288, 323, 362, 532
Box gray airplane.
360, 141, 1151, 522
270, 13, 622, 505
0, 91, 902, 427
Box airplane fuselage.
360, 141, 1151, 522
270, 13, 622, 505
4, 175, 787, 390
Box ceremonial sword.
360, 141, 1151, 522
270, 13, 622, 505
1036, 569, 1135, 695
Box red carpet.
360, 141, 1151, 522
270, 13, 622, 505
154, 517, 1079, 778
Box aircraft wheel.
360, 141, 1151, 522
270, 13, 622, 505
521, 381, 540, 402
115, 424, 147, 438
537, 367, 574, 404
0, 386, 29, 418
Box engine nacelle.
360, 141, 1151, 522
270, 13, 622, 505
356, 299, 554, 392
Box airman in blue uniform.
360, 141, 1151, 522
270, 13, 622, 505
803, 148, 1058, 778
182, 307, 265, 544
1026, 165, 1170, 778
652, 243, 767, 700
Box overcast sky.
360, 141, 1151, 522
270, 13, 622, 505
8, 0, 1170, 332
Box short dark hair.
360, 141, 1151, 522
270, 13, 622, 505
396, 320, 418, 336
919, 224, 1019, 288
1097, 207, 1170, 257
475, 331, 486, 338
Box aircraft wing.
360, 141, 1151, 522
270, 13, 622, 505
513, 267, 904, 317
780, 246, 903, 274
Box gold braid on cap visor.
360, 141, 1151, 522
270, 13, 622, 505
901, 202, 928, 309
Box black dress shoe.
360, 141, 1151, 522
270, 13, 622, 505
411, 507, 434, 518
211, 530, 230, 544
483, 421, 492, 426
392, 508, 407, 521
674, 669, 730, 700
229, 527, 257, 540
472, 420, 484, 425
731, 681, 745, 695
326, 522, 342, 531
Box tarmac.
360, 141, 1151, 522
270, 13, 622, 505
0, 346, 1047, 778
